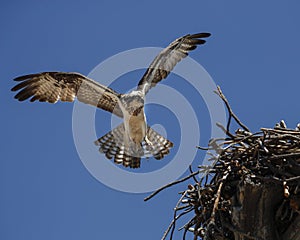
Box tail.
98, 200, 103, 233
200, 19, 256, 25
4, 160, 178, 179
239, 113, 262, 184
94, 124, 143, 168
144, 126, 173, 160
94, 124, 173, 168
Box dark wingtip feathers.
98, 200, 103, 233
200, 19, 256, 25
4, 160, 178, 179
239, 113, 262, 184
11, 85, 18, 92
13, 74, 38, 82
190, 32, 211, 39
188, 33, 211, 46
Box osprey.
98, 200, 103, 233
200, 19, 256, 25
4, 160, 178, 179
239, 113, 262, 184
12, 32, 211, 168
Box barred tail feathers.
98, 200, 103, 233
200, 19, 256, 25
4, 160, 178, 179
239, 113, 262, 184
144, 126, 173, 160
94, 124, 173, 168
94, 123, 142, 168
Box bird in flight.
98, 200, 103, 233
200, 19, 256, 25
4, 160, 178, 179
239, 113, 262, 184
12, 32, 211, 168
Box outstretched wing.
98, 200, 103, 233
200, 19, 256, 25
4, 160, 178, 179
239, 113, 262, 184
137, 32, 211, 94
11, 72, 123, 117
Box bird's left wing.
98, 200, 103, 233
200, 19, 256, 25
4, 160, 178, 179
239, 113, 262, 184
137, 32, 211, 95
11, 72, 123, 117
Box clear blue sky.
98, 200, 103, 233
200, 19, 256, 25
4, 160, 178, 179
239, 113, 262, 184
1, 1, 300, 239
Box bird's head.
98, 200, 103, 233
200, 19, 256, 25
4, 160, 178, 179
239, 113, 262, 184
120, 91, 145, 116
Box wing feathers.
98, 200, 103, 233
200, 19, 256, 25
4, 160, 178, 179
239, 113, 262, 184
11, 72, 123, 117
189, 32, 211, 39
13, 73, 42, 81
137, 32, 211, 94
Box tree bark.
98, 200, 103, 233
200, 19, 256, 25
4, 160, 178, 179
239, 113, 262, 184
231, 177, 300, 240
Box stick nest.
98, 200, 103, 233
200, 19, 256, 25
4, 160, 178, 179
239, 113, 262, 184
145, 87, 300, 240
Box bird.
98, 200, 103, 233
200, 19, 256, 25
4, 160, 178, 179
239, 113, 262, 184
11, 32, 211, 168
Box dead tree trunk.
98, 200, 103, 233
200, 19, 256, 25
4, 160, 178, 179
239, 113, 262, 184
232, 180, 283, 240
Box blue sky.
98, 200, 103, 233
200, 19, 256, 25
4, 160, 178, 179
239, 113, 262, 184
1, 1, 300, 239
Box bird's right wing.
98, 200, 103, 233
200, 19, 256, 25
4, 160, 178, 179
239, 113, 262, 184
11, 72, 123, 117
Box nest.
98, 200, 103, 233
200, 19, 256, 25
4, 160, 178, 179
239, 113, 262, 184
145, 87, 300, 240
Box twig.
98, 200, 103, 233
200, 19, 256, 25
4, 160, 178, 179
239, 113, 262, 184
215, 86, 250, 132
209, 171, 229, 225
144, 169, 205, 201
266, 152, 300, 161
216, 122, 235, 138
189, 165, 198, 183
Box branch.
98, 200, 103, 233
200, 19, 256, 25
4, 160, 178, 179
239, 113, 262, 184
214, 86, 250, 132
144, 169, 205, 202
